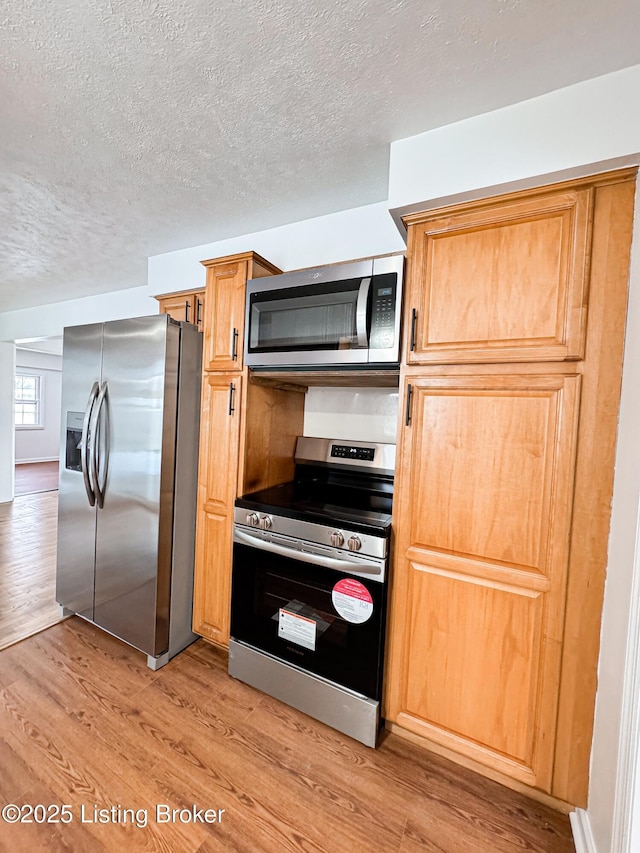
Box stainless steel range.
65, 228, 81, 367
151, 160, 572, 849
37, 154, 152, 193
229, 436, 395, 747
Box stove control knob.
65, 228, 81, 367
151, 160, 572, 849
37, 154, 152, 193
246, 512, 260, 527
259, 514, 273, 530
330, 531, 344, 548
347, 535, 362, 552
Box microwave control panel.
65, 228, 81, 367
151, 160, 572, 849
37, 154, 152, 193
369, 273, 397, 350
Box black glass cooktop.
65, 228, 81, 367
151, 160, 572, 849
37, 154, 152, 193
235, 475, 393, 537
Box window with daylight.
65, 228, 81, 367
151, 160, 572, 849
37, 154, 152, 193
15, 373, 43, 428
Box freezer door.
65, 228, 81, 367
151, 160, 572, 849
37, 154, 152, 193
56, 323, 103, 618
92, 315, 178, 656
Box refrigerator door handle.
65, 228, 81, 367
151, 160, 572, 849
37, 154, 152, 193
81, 382, 99, 506
91, 381, 110, 509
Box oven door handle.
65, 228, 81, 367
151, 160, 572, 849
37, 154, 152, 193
234, 528, 384, 578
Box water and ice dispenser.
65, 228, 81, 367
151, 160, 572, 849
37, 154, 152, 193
64, 411, 84, 472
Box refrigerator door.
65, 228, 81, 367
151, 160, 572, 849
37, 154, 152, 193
92, 315, 179, 656
56, 323, 103, 618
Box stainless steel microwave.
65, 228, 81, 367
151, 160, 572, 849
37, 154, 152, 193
244, 254, 404, 367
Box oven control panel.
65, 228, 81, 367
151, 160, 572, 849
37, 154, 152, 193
246, 512, 273, 530
330, 444, 375, 462
234, 508, 388, 561
295, 436, 395, 475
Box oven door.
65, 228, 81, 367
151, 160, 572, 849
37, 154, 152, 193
230, 536, 387, 700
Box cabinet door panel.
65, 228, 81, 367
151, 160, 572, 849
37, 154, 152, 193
387, 372, 581, 790
157, 292, 195, 324
192, 373, 242, 645
202, 262, 247, 371
411, 386, 560, 574
404, 567, 543, 772
405, 188, 592, 363
157, 291, 205, 330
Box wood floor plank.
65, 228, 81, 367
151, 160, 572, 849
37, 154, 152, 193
0, 491, 61, 651
0, 680, 210, 852
143, 672, 407, 852
14, 461, 59, 496
0, 619, 575, 852
17, 615, 165, 701
0, 782, 110, 853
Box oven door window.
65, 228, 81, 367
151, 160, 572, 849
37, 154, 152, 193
248, 279, 366, 352
231, 542, 386, 699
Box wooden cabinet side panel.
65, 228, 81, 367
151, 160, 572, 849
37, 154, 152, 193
405, 188, 593, 364
552, 176, 637, 805
192, 374, 242, 646
241, 381, 305, 495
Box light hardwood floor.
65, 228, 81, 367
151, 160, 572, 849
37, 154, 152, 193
0, 491, 62, 651
0, 618, 575, 852
14, 461, 59, 496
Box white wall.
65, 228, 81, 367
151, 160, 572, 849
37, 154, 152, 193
388, 64, 640, 220
147, 201, 405, 295
304, 388, 399, 444
0, 343, 16, 503
0, 285, 157, 344
14, 349, 62, 464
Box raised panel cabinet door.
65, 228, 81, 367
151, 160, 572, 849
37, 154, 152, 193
201, 252, 281, 372
192, 373, 243, 646
157, 292, 201, 325
385, 371, 581, 791
403, 187, 593, 364
202, 261, 248, 371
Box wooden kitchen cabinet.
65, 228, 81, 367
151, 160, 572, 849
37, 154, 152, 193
386, 370, 581, 790
402, 186, 593, 364
192, 251, 304, 648
192, 372, 305, 647
201, 252, 281, 372
192, 373, 243, 645
156, 289, 206, 331
385, 169, 637, 808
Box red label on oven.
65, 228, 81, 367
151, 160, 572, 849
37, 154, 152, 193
332, 579, 374, 624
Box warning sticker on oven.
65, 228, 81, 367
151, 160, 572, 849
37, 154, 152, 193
278, 608, 317, 651
332, 578, 374, 624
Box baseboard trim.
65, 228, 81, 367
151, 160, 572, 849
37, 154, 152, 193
15, 457, 59, 465
570, 809, 598, 853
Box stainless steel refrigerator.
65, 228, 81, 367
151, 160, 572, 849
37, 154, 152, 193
56, 314, 202, 669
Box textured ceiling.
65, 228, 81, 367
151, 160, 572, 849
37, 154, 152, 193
2, 0, 640, 313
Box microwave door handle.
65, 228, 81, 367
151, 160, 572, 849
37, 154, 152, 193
356, 277, 372, 348
234, 527, 383, 577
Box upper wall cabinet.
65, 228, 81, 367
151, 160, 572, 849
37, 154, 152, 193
403, 187, 594, 364
201, 252, 281, 372
156, 289, 206, 332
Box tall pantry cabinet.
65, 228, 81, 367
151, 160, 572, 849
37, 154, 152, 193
385, 169, 637, 806
192, 252, 305, 648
